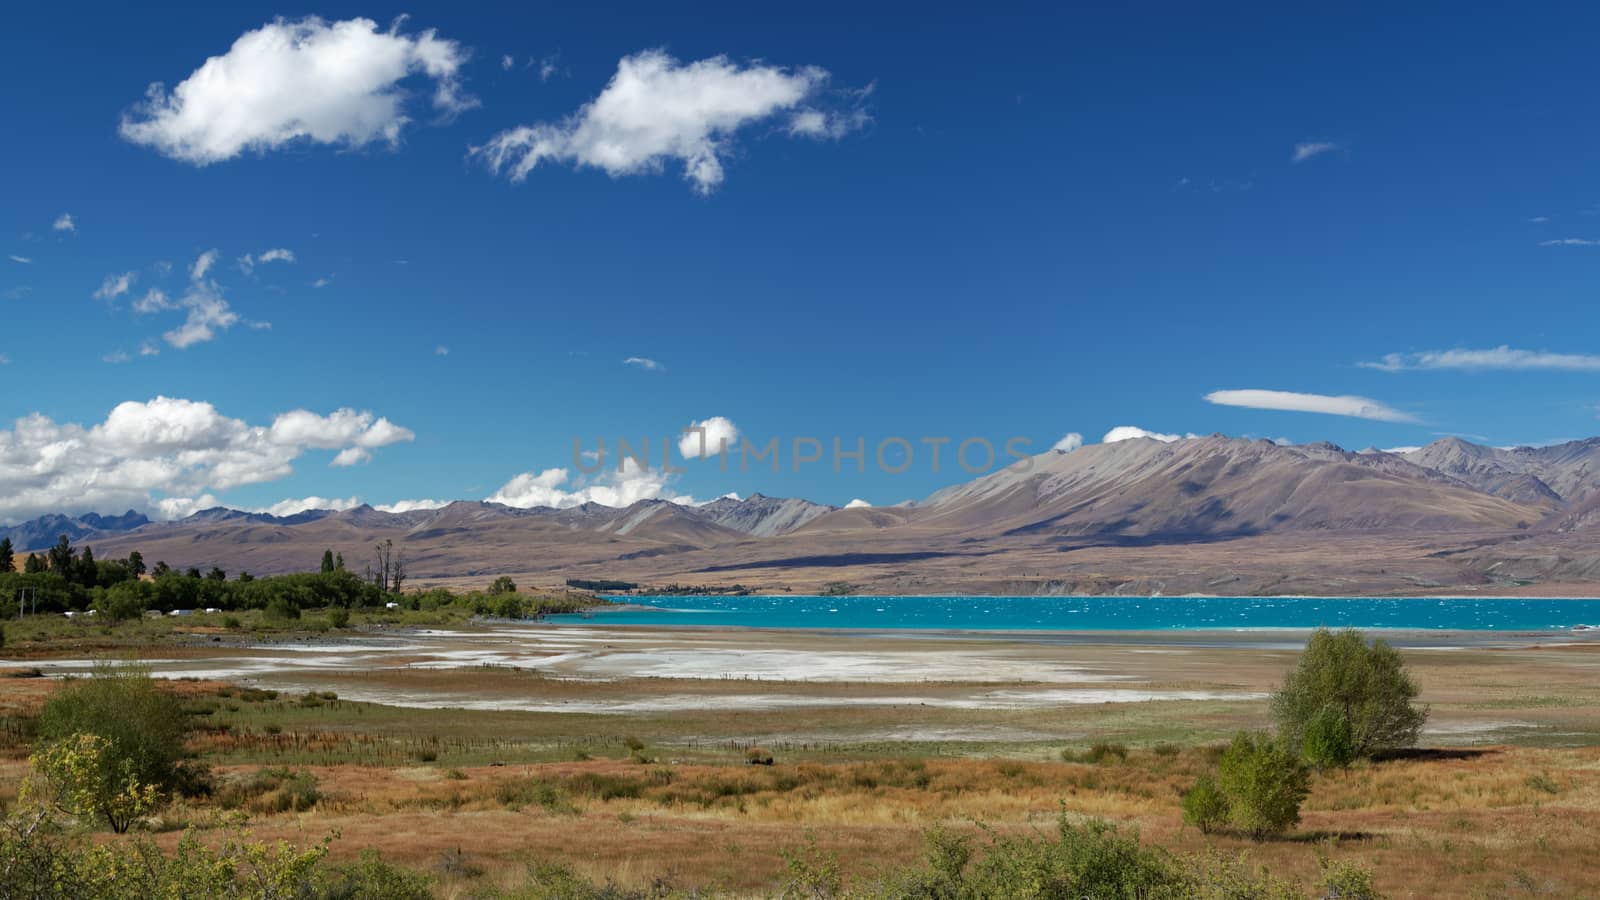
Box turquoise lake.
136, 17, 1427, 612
545, 594, 1600, 632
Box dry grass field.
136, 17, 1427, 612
4, 622, 1600, 896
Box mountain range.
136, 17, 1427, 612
8, 434, 1600, 596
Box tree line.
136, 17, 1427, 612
0, 534, 584, 621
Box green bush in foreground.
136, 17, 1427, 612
1302, 704, 1359, 769
1217, 732, 1311, 840
1181, 774, 1228, 835
36, 661, 191, 797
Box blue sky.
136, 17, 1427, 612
4, 2, 1600, 522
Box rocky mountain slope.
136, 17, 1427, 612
10, 434, 1600, 594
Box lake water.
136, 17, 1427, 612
544, 594, 1600, 632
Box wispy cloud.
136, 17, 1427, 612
1291, 141, 1340, 163
94, 271, 136, 301
1528, 216, 1550, 223
1539, 238, 1600, 247
0, 354, 9, 365
7, 255, 29, 264
435, 345, 450, 356
1362, 346, 1600, 373
1204, 389, 1415, 423
623, 356, 663, 371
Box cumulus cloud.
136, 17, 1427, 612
1292, 141, 1340, 162
0, 397, 414, 524
1204, 389, 1416, 423
844, 498, 871, 509
94, 271, 136, 301
623, 356, 663, 371
53, 213, 76, 233
132, 288, 173, 314
678, 415, 740, 459
120, 16, 473, 164
472, 49, 863, 193
375, 498, 449, 513
1051, 432, 1084, 452
253, 495, 362, 517
1362, 346, 1600, 373
1103, 425, 1188, 443
488, 458, 697, 509
501, 54, 515, 71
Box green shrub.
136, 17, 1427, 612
1271, 627, 1427, 759
327, 608, 350, 629
1182, 775, 1228, 835
1302, 704, 1358, 769
1320, 856, 1386, 900
216, 767, 321, 813
318, 849, 432, 900
36, 661, 190, 795
1216, 732, 1310, 840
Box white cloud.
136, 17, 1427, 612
539, 56, 560, 81
623, 356, 663, 371
1204, 389, 1416, 423
120, 16, 473, 164
375, 498, 449, 513
1380, 446, 1422, 454
94, 271, 136, 301
102, 351, 131, 364
53, 214, 76, 233
132, 288, 173, 313
1528, 216, 1550, 223
312, 277, 331, 288
330, 447, 372, 467
844, 498, 871, 509
501, 54, 515, 71
8, 255, 31, 264
149, 250, 254, 349
488, 457, 699, 509
678, 415, 740, 459
435, 345, 450, 356
1362, 346, 1600, 373
0, 354, 9, 365
254, 495, 362, 517
0, 397, 414, 524
473, 49, 860, 194
1292, 141, 1340, 163
1539, 238, 1600, 246
238, 247, 295, 274
1102, 425, 1186, 444
1051, 432, 1084, 452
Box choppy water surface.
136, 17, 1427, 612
547, 594, 1600, 632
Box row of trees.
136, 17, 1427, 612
1182, 627, 1427, 839
1, 537, 430, 619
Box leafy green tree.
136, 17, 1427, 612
1301, 704, 1358, 769
29, 733, 161, 833
206, 567, 227, 582
151, 560, 171, 577
1181, 775, 1228, 835
185, 567, 202, 579
335, 551, 345, 571
24, 553, 46, 574
36, 662, 191, 796
0, 536, 13, 573
126, 551, 146, 578
488, 575, 517, 595
321, 550, 335, 574
1271, 627, 1427, 759
1216, 732, 1310, 840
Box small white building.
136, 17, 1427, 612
385, 601, 401, 610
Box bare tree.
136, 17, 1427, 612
372, 540, 393, 593
390, 548, 407, 594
